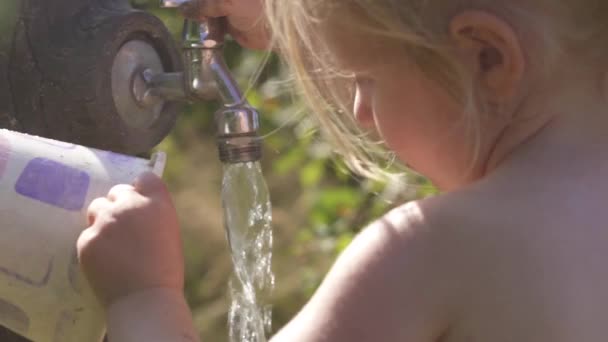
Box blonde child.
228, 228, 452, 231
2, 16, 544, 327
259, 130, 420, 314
77, 0, 608, 341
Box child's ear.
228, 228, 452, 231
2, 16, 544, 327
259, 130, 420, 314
449, 10, 525, 102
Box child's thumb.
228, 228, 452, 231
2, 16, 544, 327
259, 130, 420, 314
133, 172, 168, 197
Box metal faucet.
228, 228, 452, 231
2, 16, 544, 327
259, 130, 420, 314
134, 0, 262, 163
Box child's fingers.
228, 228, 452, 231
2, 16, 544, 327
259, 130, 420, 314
87, 197, 113, 226
133, 172, 168, 198
107, 184, 137, 202
76, 226, 98, 262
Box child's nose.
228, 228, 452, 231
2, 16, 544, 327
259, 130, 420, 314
354, 79, 375, 128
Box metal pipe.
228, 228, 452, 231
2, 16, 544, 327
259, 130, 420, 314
206, 51, 244, 106
147, 1, 262, 163
142, 71, 187, 102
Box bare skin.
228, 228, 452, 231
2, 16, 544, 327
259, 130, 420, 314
77, 2, 608, 341
178, 0, 270, 49
272, 81, 608, 342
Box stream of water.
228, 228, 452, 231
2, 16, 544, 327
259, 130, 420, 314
221, 162, 274, 342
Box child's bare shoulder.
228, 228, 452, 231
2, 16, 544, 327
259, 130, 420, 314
369, 188, 520, 303
372, 188, 500, 260
273, 195, 488, 341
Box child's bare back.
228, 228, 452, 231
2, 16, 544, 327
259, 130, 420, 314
435, 165, 608, 340
444, 174, 608, 338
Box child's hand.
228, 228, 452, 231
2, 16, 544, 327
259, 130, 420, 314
77, 172, 184, 306
179, 0, 270, 50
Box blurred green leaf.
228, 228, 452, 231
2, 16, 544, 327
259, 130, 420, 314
316, 187, 363, 212
299, 161, 326, 187
335, 233, 355, 253
273, 145, 305, 174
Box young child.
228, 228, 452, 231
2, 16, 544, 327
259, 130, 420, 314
77, 0, 608, 341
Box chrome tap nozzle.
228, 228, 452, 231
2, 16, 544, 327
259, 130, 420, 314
137, 2, 263, 163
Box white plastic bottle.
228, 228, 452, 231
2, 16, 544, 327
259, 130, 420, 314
0, 129, 166, 342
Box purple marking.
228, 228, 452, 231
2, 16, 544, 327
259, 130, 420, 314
0, 134, 11, 180
0, 299, 29, 334
15, 158, 90, 211
0, 258, 53, 288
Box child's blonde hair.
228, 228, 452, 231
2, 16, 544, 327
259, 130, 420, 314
264, 0, 608, 179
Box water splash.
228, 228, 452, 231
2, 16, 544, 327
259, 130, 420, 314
221, 162, 274, 342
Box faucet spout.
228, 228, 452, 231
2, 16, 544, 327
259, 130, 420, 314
146, 3, 262, 163
183, 40, 244, 105
185, 18, 263, 163
206, 50, 245, 106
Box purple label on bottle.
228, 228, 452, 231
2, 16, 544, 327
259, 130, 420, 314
0, 134, 11, 180
15, 158, 90, 211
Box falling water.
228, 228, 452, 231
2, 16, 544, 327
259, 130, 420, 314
221, 161, 274, 342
